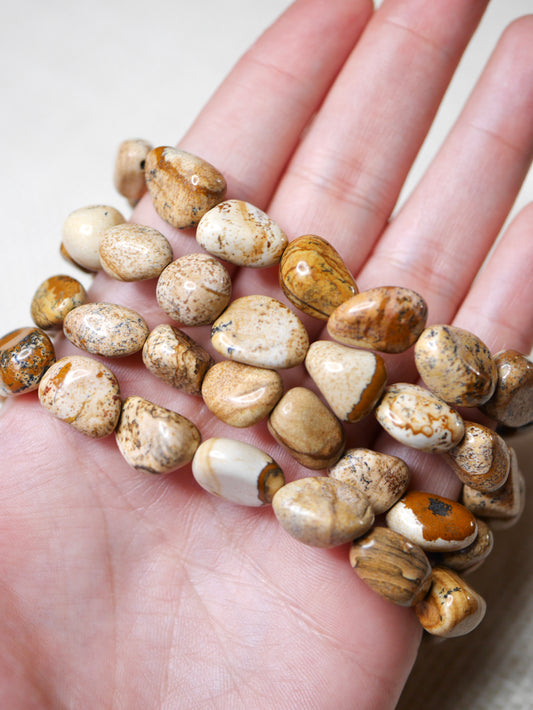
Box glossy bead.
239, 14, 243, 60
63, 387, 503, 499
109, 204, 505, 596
0, 327, 55, 396
62, 205, 125, 271
63, 303, 149, 357
30, 275, 87, 330
432, 518, 494, 573
113, 138, 152, 205
99, 223, 173, 281
480, 350, 533, 427
462, 446, 523, 521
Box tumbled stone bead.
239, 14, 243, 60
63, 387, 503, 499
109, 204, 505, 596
142, 324, 214, 395
63, 303, 149, 357
192, 437, 285, 506
0, 327, 55, 396
145, 146, 227, 229
59, 242, 95, 274
272, 476, 374, 548
328, 448, 410, 515
211, 295, 309, 369
268, 387, 345, 469
31, 275, 87, 330
375, 383, 464, 453
99, 223, 173, 281
201, 361, 283, 427
386, 491, 478, 552
442, 421, 510, 492
196, 199, 288, 267
328, 286, 427, 353
116, 396, 201, 474
462, 446, 523, 521
305, 340, 386, 422
432, 518, 494, 573
113, 138, 152, 206
38, 355, 121, 437
415, 566, 486, 637
156, 253, 231, 326
414, 325, 497, 407
278, 234, 358, 320
487, 463, 526, 530
349, 526, 432, 606
62, 205, 125, 271
480, 350, 533, 428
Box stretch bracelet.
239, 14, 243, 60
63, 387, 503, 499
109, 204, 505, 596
1, 141, 532, 640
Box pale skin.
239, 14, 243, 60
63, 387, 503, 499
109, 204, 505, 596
1, 0, 533, 707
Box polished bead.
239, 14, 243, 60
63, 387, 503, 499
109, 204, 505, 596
63, 303, 149, 357
462, 446, 523, 521
272, 476, 374, 548
201, 361, 283, 427
305, 341, 386, 422
328, 286, 427, 353
59, 241, 94, 274
38, 355, 121, 437
113, 138, 152, 206
31, 275, 87, 330
145, 146, 226, 229
0, 327, 55, 396
432, 518, 494, 573
192, 437, 285, 506
480, 350, 533, 428
328, 448, 410, 515
211, 295, 309, 369
116, 396, 201, 474
349, 526, 432, 606
279, 234, 358, 320
268, 387, 345, 469
99, 223, 173, 281
375, 383, 464, 453
62, 205, 125, 271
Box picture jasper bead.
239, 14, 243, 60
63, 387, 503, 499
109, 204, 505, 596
328, 286, 427, 353
0, 327, 55, 396
145, 146, 227, 229
305, 341, 386, 422
462, 446, 523, 521
375, 383, 464, 453
272, 476, 374, 548
349, 527, 432, 606
38, 355, 121, 437
414, 325, 497, 407
63, 303, 149, 357
31, 275, 87, 330
433, 518, 494, 573
279, 234, 358, 320
480, 350, 533, 427
196, 199, 288, 267
116, 396, 201, 474
192, 438, 285, 506
113, 138, 152, 206
99, 223, 173, 281
62, 204, 125, 271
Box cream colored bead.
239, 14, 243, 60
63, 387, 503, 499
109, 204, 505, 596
113, 138, 152, 205
63, 303, 149, 357
62, 205, 125, 271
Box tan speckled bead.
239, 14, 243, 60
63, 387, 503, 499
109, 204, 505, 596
156, 253, 231, 326
113, 138, 152, 206
415, 566, 486, 637
480, 350, 533, 427
145, 146, 227, 229
31, 275, 87, 330
99, 223, 173, 281
0, 327, 55, 396
62, 205, 125, 271
38, 355, 121, 437
268, 387, 345, 469
349, 526, 432, 606
116, 396, 201, 474
328, 448, 410, 515
142, 324, 214, 395
63, 303, 149, 357
201, 361, 283, 427
432, 518, 494, 573
272, 476, 374, 548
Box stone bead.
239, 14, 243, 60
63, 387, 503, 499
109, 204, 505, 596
113, 138, 152, 206
0, 327, 55, 396
272, 476, 374, 548
487, 465, 526, 530
305, 341, 386, 422
59, 242, 94, 274
432, 518, 494, 573
414, 325, 497, 407
328, 286, 427, 353
328, 448, 410, 515
192, 437, 285, 506
201, 361, 283, 427
116, 396, 201, 474
99, 223, 173, 281
142, 325, 214, 395
30, 275, 87, 330
386, 491, 478, 552
63, 303, 149, 357
442, 421, 510, 492
196, 199, 288, 267
156, 253, 231, 326
349, 526, 432, 606
415, 566, 486, 638
145, 146, 227, 229
268, 387, 345, 469
62, 205, 125, 271
38, 355, 121, 437
375, 383, 464, 453
211, 295, 309, 369
279, 235, 358, 320
480, 350, 533, 428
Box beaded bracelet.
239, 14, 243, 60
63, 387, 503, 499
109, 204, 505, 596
1, 140, 532, 641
